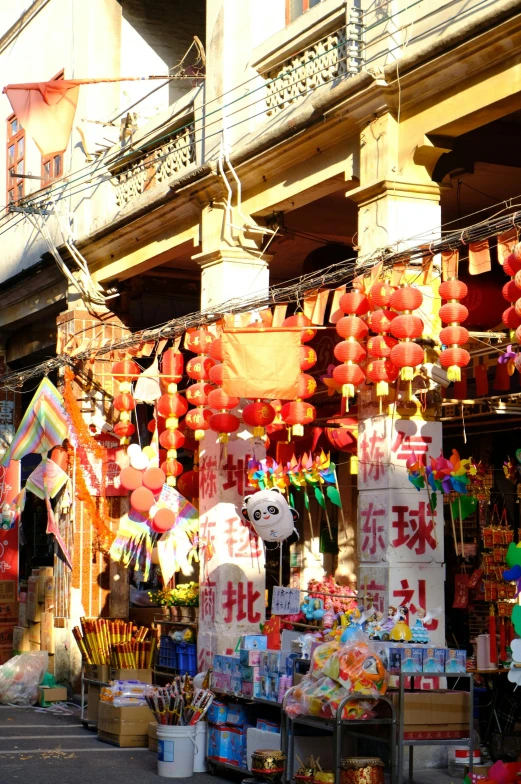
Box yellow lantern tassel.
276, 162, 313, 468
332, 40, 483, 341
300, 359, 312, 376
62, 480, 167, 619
447, 365, 461, 382
253, 426, 264, 437
195, 430, 205, 441
376, 380, 389, 396
219, 433, 229, 443
342, 383, 355, 398
292, 424, 304, 437
167, 476, 176, 487
401, 367, 414, 381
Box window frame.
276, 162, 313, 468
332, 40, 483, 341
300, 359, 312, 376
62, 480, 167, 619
285, 0, 323, 24
40, 69, 66, 188
6, 113, 25, 205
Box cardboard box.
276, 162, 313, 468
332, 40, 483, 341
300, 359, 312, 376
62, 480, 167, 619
28, 621, 41, 644
208, 724, 231, 762
148, 721, 158, 752
108, 668, 153, 684
40, 612, 54, 653
12, 625, 30, 653
240, 635, 267, 651
207, 700, 228, 725
445, 649, 466, 673
97, 703, 155, 738
387, 691, 470, 725
37, 567, 53, 602
239, 649, 262, 667
401, 647, 424, 673
98, 730, 149, 748
84, 663, 110, 683
18, 600, 27, 628
38, 686, 67, 706
0, 580, 16, 602
26, 576, 41, 622
423, 647, 446, 673
47, 654, 55, 676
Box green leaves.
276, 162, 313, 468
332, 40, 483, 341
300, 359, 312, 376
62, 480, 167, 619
326, 486, 342, 507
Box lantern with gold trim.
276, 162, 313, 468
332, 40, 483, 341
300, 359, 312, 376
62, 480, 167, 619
333, 290, 369, 408
439, 279, 470, 382
389, 286, 424, 381
156, 348, 187, 485
208, 387, 240, 443
242, 401, 276, 437
112, 359, 140, 444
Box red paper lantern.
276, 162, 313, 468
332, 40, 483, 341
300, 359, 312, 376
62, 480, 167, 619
369, 309, 395, 333
297, 373, 317, 399
242, 401, 276, 436
299, 345, 317, 370
515, 298, 521, 318
336, 315, 369, 340
503, 280, 520, 302
368, 281, 393, 308
282, 313, 316, 343
503, 306, 521, 329
367, 335, 397, 358
162, 349, 184, 384
178, 418, 198, 452
130, 486, 155, 515
281, 401, 316, 436
208, 388, 239, 410
186, 381, 213, 406
185, 406, 212, 440
339, 291, 370, 315
334, 341, 366, 363
114, 421, 136, 441
113, 393, 136, 412
439, 280, 468, 300
514, 242, 521, 261
186, 356, 215, 381
157, 393, 188, 419
366, 358, 399, 397
439, 302, 469, 324
390, 314, 423, 340
390, 342, 424, 376
209, 337, 223, 361
112, 360, 141, 381
333, 363, 365, 390
152, 507, 176, 532
389, 285, 423, 312
209, 411, 241, 442
504, 252, 521, 276
177, 469, 199, 499
161, 459, 183, 478
143, 467, 166, 494
439, 347, 470, 374
185, 328, 215, 355
159, 429, 185, 450
209, 363, 223, 385
120, 466, 144, 492
440, 325, 469, 345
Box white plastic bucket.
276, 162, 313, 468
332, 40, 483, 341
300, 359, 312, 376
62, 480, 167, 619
193, 722, 207, 772
157, 724, 197, 778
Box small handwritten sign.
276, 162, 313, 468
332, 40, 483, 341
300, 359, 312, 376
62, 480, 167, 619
271, 587, 301, 615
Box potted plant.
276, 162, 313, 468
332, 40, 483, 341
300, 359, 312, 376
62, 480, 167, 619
170, 582, 199, 622
148, 587, 176, 617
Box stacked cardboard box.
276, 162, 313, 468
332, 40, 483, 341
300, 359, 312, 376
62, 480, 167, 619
97, 703, 155, 747
17, 567, 55, 672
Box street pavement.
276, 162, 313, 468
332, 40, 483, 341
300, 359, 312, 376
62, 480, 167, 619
0, 704, 463, 783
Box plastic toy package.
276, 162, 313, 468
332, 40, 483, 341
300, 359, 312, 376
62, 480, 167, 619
100, 680, 149, 707
0, 651, 48, 706
321, 641, 388, 697
284, 675, 376, 720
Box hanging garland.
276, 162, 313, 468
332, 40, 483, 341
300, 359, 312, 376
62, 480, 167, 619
63, 368, 113, 552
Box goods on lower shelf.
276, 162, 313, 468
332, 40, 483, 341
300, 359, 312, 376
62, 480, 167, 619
158, 635, 197, 675
145, 678, 214, 725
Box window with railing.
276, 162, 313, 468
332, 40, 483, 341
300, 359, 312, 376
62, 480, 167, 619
286, 0, 323, 24
6, 114, 25, 205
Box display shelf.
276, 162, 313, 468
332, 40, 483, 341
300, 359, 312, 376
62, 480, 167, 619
211, 686, 282, 708
206, 756, 249, 776
154, 617, 198, 628
282, 692, 397, 784
397, 671, 474, 784
79, 668, 110, 723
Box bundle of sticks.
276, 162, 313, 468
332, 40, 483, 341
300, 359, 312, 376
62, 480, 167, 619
145, 676, 214, 726
72, 617, 154, 666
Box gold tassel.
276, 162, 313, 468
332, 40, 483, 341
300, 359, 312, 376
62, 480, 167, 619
218, 433, 229, 443
253, 426, 264, 437
447, 365, 461, 382
292, 424, 304, 437
195, 430, 205, 441
167, 476, 176, 487
401, 367, 414, 381
342, 383, 355, 398
376, 380, 389, 396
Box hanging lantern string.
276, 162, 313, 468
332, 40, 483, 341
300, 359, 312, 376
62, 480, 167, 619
3, 202, 521, 390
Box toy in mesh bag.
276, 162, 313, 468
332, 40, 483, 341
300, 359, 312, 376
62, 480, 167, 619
322, 641, 387, 697
309, 641, 340, 678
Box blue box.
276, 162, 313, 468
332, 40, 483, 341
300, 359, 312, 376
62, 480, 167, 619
401, 646, 424, 673
221, 655, 241, 675
259, 650, 269, 674
207, 700, 228, 725
239, 649, 262, 667
207, 724, 231, 761
389, 648, 402, 674
285, 652, 299, 677
227, 702, 248, 726
267, 674, 280, 702
229, 676, 242, 695
445, 648, 466, 673
240, 635, 267, 650
228, 726, 246, 767
213, 654, 223, 672
257, 719, 280, 733
423, 647, 446, 673
267, 651, 284, 674
255, 677, 268, 700
240, 665, 261, 683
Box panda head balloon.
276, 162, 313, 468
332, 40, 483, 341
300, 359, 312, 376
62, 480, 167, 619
241, 488, 299, 543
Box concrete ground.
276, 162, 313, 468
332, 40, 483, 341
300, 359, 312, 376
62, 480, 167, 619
0, 704, 464, 784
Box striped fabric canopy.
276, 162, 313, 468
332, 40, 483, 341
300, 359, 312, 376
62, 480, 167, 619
1, 378, 68, 466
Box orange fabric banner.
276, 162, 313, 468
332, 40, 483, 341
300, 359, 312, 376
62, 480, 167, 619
4, 77, 156, 156
222, 329, 300, 399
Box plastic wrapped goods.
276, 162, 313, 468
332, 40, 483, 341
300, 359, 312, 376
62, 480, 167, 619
0, 652, 48, 705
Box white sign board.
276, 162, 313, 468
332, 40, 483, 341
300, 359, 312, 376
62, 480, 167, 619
271, 587, 301, 615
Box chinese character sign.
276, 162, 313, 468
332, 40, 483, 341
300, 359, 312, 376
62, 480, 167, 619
389, 564, 445, 645
0, 461, 20, 585
271, 587, 301, 615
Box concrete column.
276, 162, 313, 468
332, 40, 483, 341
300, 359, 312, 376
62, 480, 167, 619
349, 116, 445, 641
194, 207, 272, 671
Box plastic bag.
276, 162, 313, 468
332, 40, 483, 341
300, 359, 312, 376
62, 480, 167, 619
0, 652, 48, 705
100, 680, 149, 706
322, 640, 388, 697
284, 675, 376, 720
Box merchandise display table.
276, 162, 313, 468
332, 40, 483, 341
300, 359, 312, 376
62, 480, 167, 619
282, 693, 397, 784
